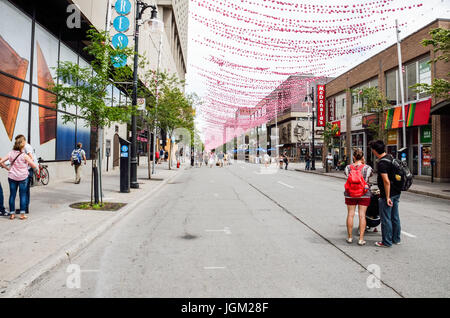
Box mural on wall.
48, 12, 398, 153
0, 35, 28, 141
36, 42, 57, 145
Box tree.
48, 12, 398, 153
351, 86, 390, 142
50, 27, 135, 205
412, 27, 450, 100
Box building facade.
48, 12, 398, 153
326, 19, 450, 181
0, 0, 189, 184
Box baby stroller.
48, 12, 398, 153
366, 184, 381, 231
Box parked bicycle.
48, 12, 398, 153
34, 157, 49, 186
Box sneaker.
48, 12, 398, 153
375, 241, 390, 247
394, 241, 401, 245
358, 240, 366, 246
346, 238, 353, 244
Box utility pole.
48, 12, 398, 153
396, 19, 407, 153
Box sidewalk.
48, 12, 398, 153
290, 162, 450, 201
0, 161, 187, 297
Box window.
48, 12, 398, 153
384, 56, 431, 106
334, 93, 346, 120
351, 77, 378, 115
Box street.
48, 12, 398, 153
24, 162, 450, 298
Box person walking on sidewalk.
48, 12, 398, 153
369, 140, 402, 248
344, 148, 373, 246
71, 143, 87, 184
327, 152, 333, 172
0, 135, 38, 220
282, 152, 289, 170
305, 153, 311, 170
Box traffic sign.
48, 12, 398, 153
113, 15, 130, 32
112, 33, 129, 49
115, 0, 132, 15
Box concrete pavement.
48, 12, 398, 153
23, 161, 450, 298
0, 160, 186, 298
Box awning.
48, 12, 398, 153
385, 99, 431, 129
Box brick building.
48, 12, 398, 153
326, 18, 450, 182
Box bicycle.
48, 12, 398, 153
34, 157, 49, 186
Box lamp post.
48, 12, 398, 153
130, 1, 158, 188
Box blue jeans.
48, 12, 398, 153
305, 160, 310, 170
8, 178, 28, 214
378, 194, 401, 246
0, 182, 6, 213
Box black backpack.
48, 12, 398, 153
380, 157, 413, 191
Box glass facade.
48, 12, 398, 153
0, 0, 128, 161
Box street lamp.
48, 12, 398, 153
130, 1, 159, 189
304, 85, 316, 170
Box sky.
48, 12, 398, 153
184, 0, 450, 148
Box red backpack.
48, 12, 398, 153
344, 165, 368, 198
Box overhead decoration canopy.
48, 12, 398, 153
188, 0, 424, 150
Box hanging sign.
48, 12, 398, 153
317, 85, 325, 127
112, 33, 129, 49
115, 0, 132, 15
111, 54, 127, 68
113, 15, 130, 32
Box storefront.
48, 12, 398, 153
384, 99, 432, 177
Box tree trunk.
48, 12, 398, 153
168, 136, 172, 170
147, 122, 152, 179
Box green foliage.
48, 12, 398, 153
50, 27, 136, 130
322, 122, 339, 148
412, 27, 450, 100
350, 87, 390, 141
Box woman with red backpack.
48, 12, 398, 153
344, 149, 373, 246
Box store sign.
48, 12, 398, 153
115, 0, 132, 15
332, 120, 341, 137
387, 130, 397, 145
137, 98, 146, 111
111, 0, 131, 68
351, 114, 362, 130
317, 85, 325, 127
327, 99, 335, 122
420, 125, 432, 144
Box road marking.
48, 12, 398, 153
204, 267, 226, 270
277, 181, 294, 189
401, 231, 417, 238
205, 227, 231, 235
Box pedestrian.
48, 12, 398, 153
203, 152, 209, 167
218, 151, 224, 167
327, 152, 333, 171
263, 152, 270, 168
305, 153, 311, 170
283, 152, 289, 170
0, 135, 38, 220
71, 142, 87, 184
209, 151, 216, 168
334, 151, 339, 171
344, 148, 373, 246
159, 148, 164, 163
369, 140, 402, 248
155, 149, 160, 164
20, 135, 38, 214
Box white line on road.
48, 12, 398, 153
401, 231, 417, 238
204, 267, 226, 270
205, 227, 231, 234
277, 181, 294, 189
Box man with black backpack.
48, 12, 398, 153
369, 140, 413, 248
71, 143, 87, 184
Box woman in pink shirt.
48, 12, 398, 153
0, 135, 37, 220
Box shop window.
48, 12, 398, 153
419, 58, 431, 99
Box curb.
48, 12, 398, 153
294, 169, 450, 201
2, 165, 188, 298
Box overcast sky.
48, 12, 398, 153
184, 0, 450, 144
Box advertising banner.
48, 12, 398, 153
317, 85, 325, 127
332, 120, 341, 137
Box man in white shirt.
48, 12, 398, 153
71, 143, 87, 184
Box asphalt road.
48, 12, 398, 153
24, 162, 450, 298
